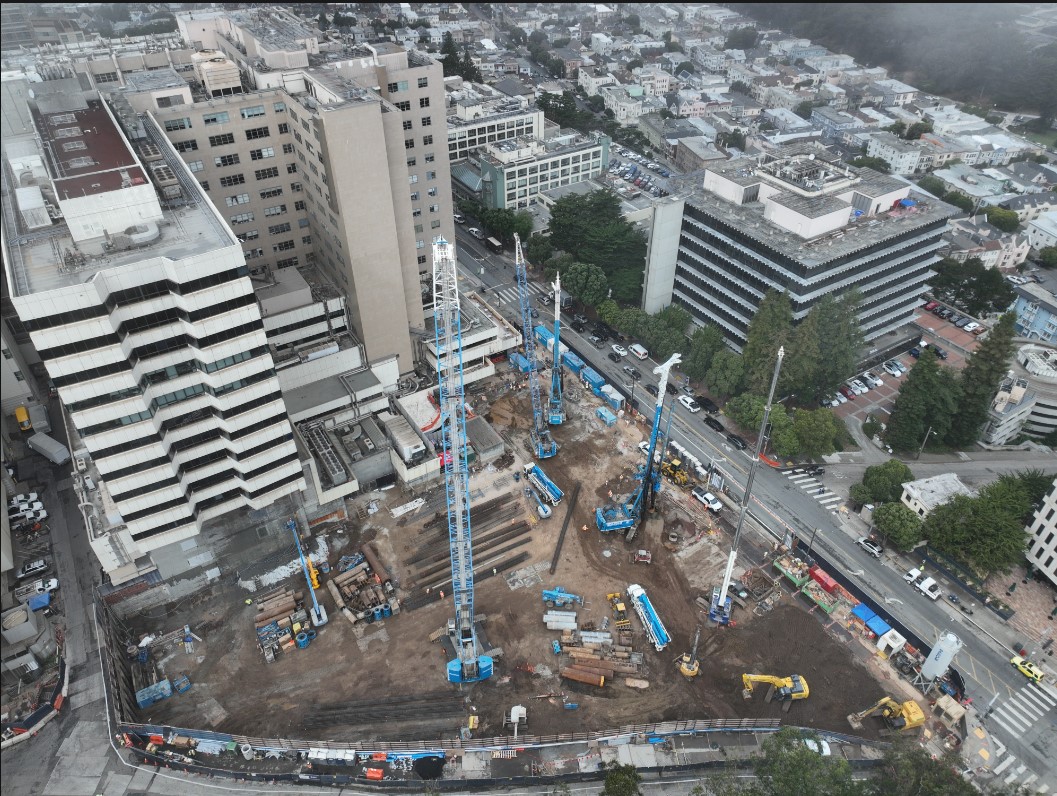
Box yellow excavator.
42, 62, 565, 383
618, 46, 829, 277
742, 673, 810, 712
677, 627, 701, 679
848, 696, 925, 735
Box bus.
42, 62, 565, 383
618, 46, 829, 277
486, 237, 503, 253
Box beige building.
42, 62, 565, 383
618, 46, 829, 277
900, 474, 975, 519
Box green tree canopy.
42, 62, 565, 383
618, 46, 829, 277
597, 299, 620, 326
944, 191, 975, 212
873, 502, 922, 551
792, 408, 841, 460
930, 257, 1015, 316
794, 101, 816, 119
440, 32, 461, 77
849, 156, 892, 173
886, 351, 962, 451
561, 261, 608, 307
858, 459, 915, 503
916, 175, 947, 196
945, 312, 1017, 447
684, 325, 726, 382
904, 121, 933, 140
724, 27, 759, 51
1039, 246, 1057, 269
707, 350, 745, 399
742, 290, 793, 395
599, 762, 642, 796
752, 728, 858, 796
864, 739, 981, 796
922, 484, 1028, 577
982, 207, 1021, 233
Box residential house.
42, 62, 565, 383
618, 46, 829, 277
811, 106, 863, 139
578, 67, 617, 96
900, 474, 975, 519
633, 66, 673, 96
944, 216, 1031, 270
1011, 283, 1057, 344
1001, 191, 1057, 223
1027, 211, 1057, 251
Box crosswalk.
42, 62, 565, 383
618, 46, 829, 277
487, 281, 547, 308
987, 681, 1057, 793
783, 468, 842, 513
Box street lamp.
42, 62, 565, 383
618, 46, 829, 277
915, 425, 935, 460
807, 527, 821, 561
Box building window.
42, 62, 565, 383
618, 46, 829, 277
219, 174, 245, 187
414, 223, 424, 234
294, 200, 306, 211
260, 187, 283, 199
264, 204, 287, 216
416, 240, 425, 249
225, 193, 250, 206
407, 157, 417, 168
299, 217, 310, 228
413, 209, 423, 217
423, 135, 433, 147
175, 139, 199, 152
409, 174, 418, 184
418, 254, 427, 265
426, 171, 436, 180
95, 71, 118, 83
427, 187, 438, 197
187, 160, 204, 172
236, 230, 259, 242
199, 181, 210, 191
431, 219, 441, 229
230, 212, 254, 224
245, 126, 270, 140
250, 147, 275, 160
164, 118, 191, 131
429, 204, 439, 213
287, 163, 298, 174
244, 248, 264, 260
419, 97, 430, 108
268, 222, 292, 235
214, 154, 240, 167
202, 111, 230, 125
274, 102, 286, 113
425, 153, 435, 163
421, 118, 432, 128
255, 166, 280, 180
405, 138, 415, 150
396, 101, 411, 112
241, 105, 266, 119
402, 119, 413, 131
410, 191, 420, 200
277, 123, 290, 134
273, 240, 295, 253
282, 143, 294, 154
276, 256, 299, 268
209, 133, 235, 147
418, 77, 429, 88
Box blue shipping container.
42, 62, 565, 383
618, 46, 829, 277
562, 351, 585, 375
581, 367, 605, 390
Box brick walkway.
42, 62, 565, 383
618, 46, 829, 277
987, 564, 1057, 664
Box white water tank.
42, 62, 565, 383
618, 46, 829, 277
921, 631, 963, 681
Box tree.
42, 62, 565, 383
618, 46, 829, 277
597, 299, 620, 326
512, 211, 534, 243
676, 60, 694, 75
525, 235, 553, 266
865, 739, 981, 796
718, 129, 746, 150
730, 80, 752, 95
849, 156, 891, 173
944, 191, 975, 213
624, 14, 641, 33
929, 257, 1015, 316
440, 32, 461, 77
587, 95, 605, 113
562, 262, 609, 307
317, 11, 329, 31
707, 350, 744, 399
460, 49, 483, 83
792, 408, 840, 460
684, 326, 726, 382
600, 762, 642, 796
922, 487, 1027, 577
742, 290, 793, 395
752, 727, 858, 796
916, 175, 947, 196
1039, 246, 1057, 269
794, 101, 815, 120
859, 459, 915, 504
886, 121, 908, 137
724, 27, 759, 51
627, 58, 645, 72
725, 393, 766, 430
812, 292, 865, 402
945, 312, 1016, 447
983, 207, 1021, 233
886, 351, 962, 451
781, 309, 821, 401
547, 190, 648, 281
873, 503, 922, 551
904, 121, 933, 140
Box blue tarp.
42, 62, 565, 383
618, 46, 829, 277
27, 592, 51, 611
851, 603, 876, 622
866, 615, 892, 637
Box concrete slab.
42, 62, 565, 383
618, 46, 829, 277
97, 772, 133, 796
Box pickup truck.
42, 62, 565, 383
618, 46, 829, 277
14, 578, 59, 603
915, 576, 941, 600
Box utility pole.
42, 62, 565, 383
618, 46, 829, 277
915, 425, 935, 460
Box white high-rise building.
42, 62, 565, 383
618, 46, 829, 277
1, 77, 304, 584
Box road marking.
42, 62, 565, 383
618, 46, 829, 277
989, 714, 1020, 738
992, 707, 1031, 733
1018, 686, 1052, 712
1003, 763, 1027, 784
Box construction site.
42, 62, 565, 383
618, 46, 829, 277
106, 240, 953, 779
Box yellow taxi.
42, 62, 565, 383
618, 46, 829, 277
1011, 655, 1045, 684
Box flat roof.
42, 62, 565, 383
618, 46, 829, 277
767, 191, 848, 219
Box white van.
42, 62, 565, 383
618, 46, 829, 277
915, 576, 941, 600
628, 343, 648, 360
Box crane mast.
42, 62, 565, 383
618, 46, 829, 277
513, 233, 557, 458
432, 239, 493, 684
547, 274, 566, 425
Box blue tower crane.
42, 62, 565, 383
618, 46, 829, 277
432, 239, 493, 684
547, 274, 566, 425
513, 234, 557, 459
595, 354, 681, 542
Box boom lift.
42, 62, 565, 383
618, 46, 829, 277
595, 354, 681, 540
513, 234, 556, 459
741, 673, 810, 712
847, 697, 925, 735
432, 239, 493, 684
547, 274, 565, 425
677, 627, 702, 679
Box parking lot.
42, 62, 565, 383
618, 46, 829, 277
831, 304, 985, 426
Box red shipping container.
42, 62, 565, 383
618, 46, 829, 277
809, 567, 837, 593
365, 768, 384, 781
370, 752, 387, 761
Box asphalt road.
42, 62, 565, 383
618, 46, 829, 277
455, 250, 1056, 785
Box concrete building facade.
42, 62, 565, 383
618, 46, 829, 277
642, 145, 956, 350
1026, 478, 1057, 589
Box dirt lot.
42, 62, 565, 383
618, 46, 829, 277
129, 385, 886, 743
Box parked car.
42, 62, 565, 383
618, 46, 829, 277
802, 738, 832, 757
963, 322, 981, 333
607, 351, 622, 363
903, 567, 923, 584
588, 335, 605, 349
17, 558, 50, 580
847, 380, 867, 396
8, 492, 38, 506
955, 317, 972, 328
622, 365, 642, 381
453, 213, 466, 225
833, 390, 848, 404
923, 301, 939, 311
909, 347, 922, 359
691, 486, 723, 513
22, 509, 48, 522
726, 433, 748, 450
665, 381, 678, 396
972, 325, 987, 336
932, 346, 948, 360
938, 308, 954, 320
1010, 655, 1045, 684
931, 305, 946, 316
467, 227, 485, 240
882, 361, 903, 377
694, 396, 719, 414
856, 537, 883, 558
820, 395, 840, 408
703, 415, 725, 432
611, 344, 627, 357
645, 384, 659, 396
677, 395, 701, 413
861, 371, 884, 388
838, 385, 856, 400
